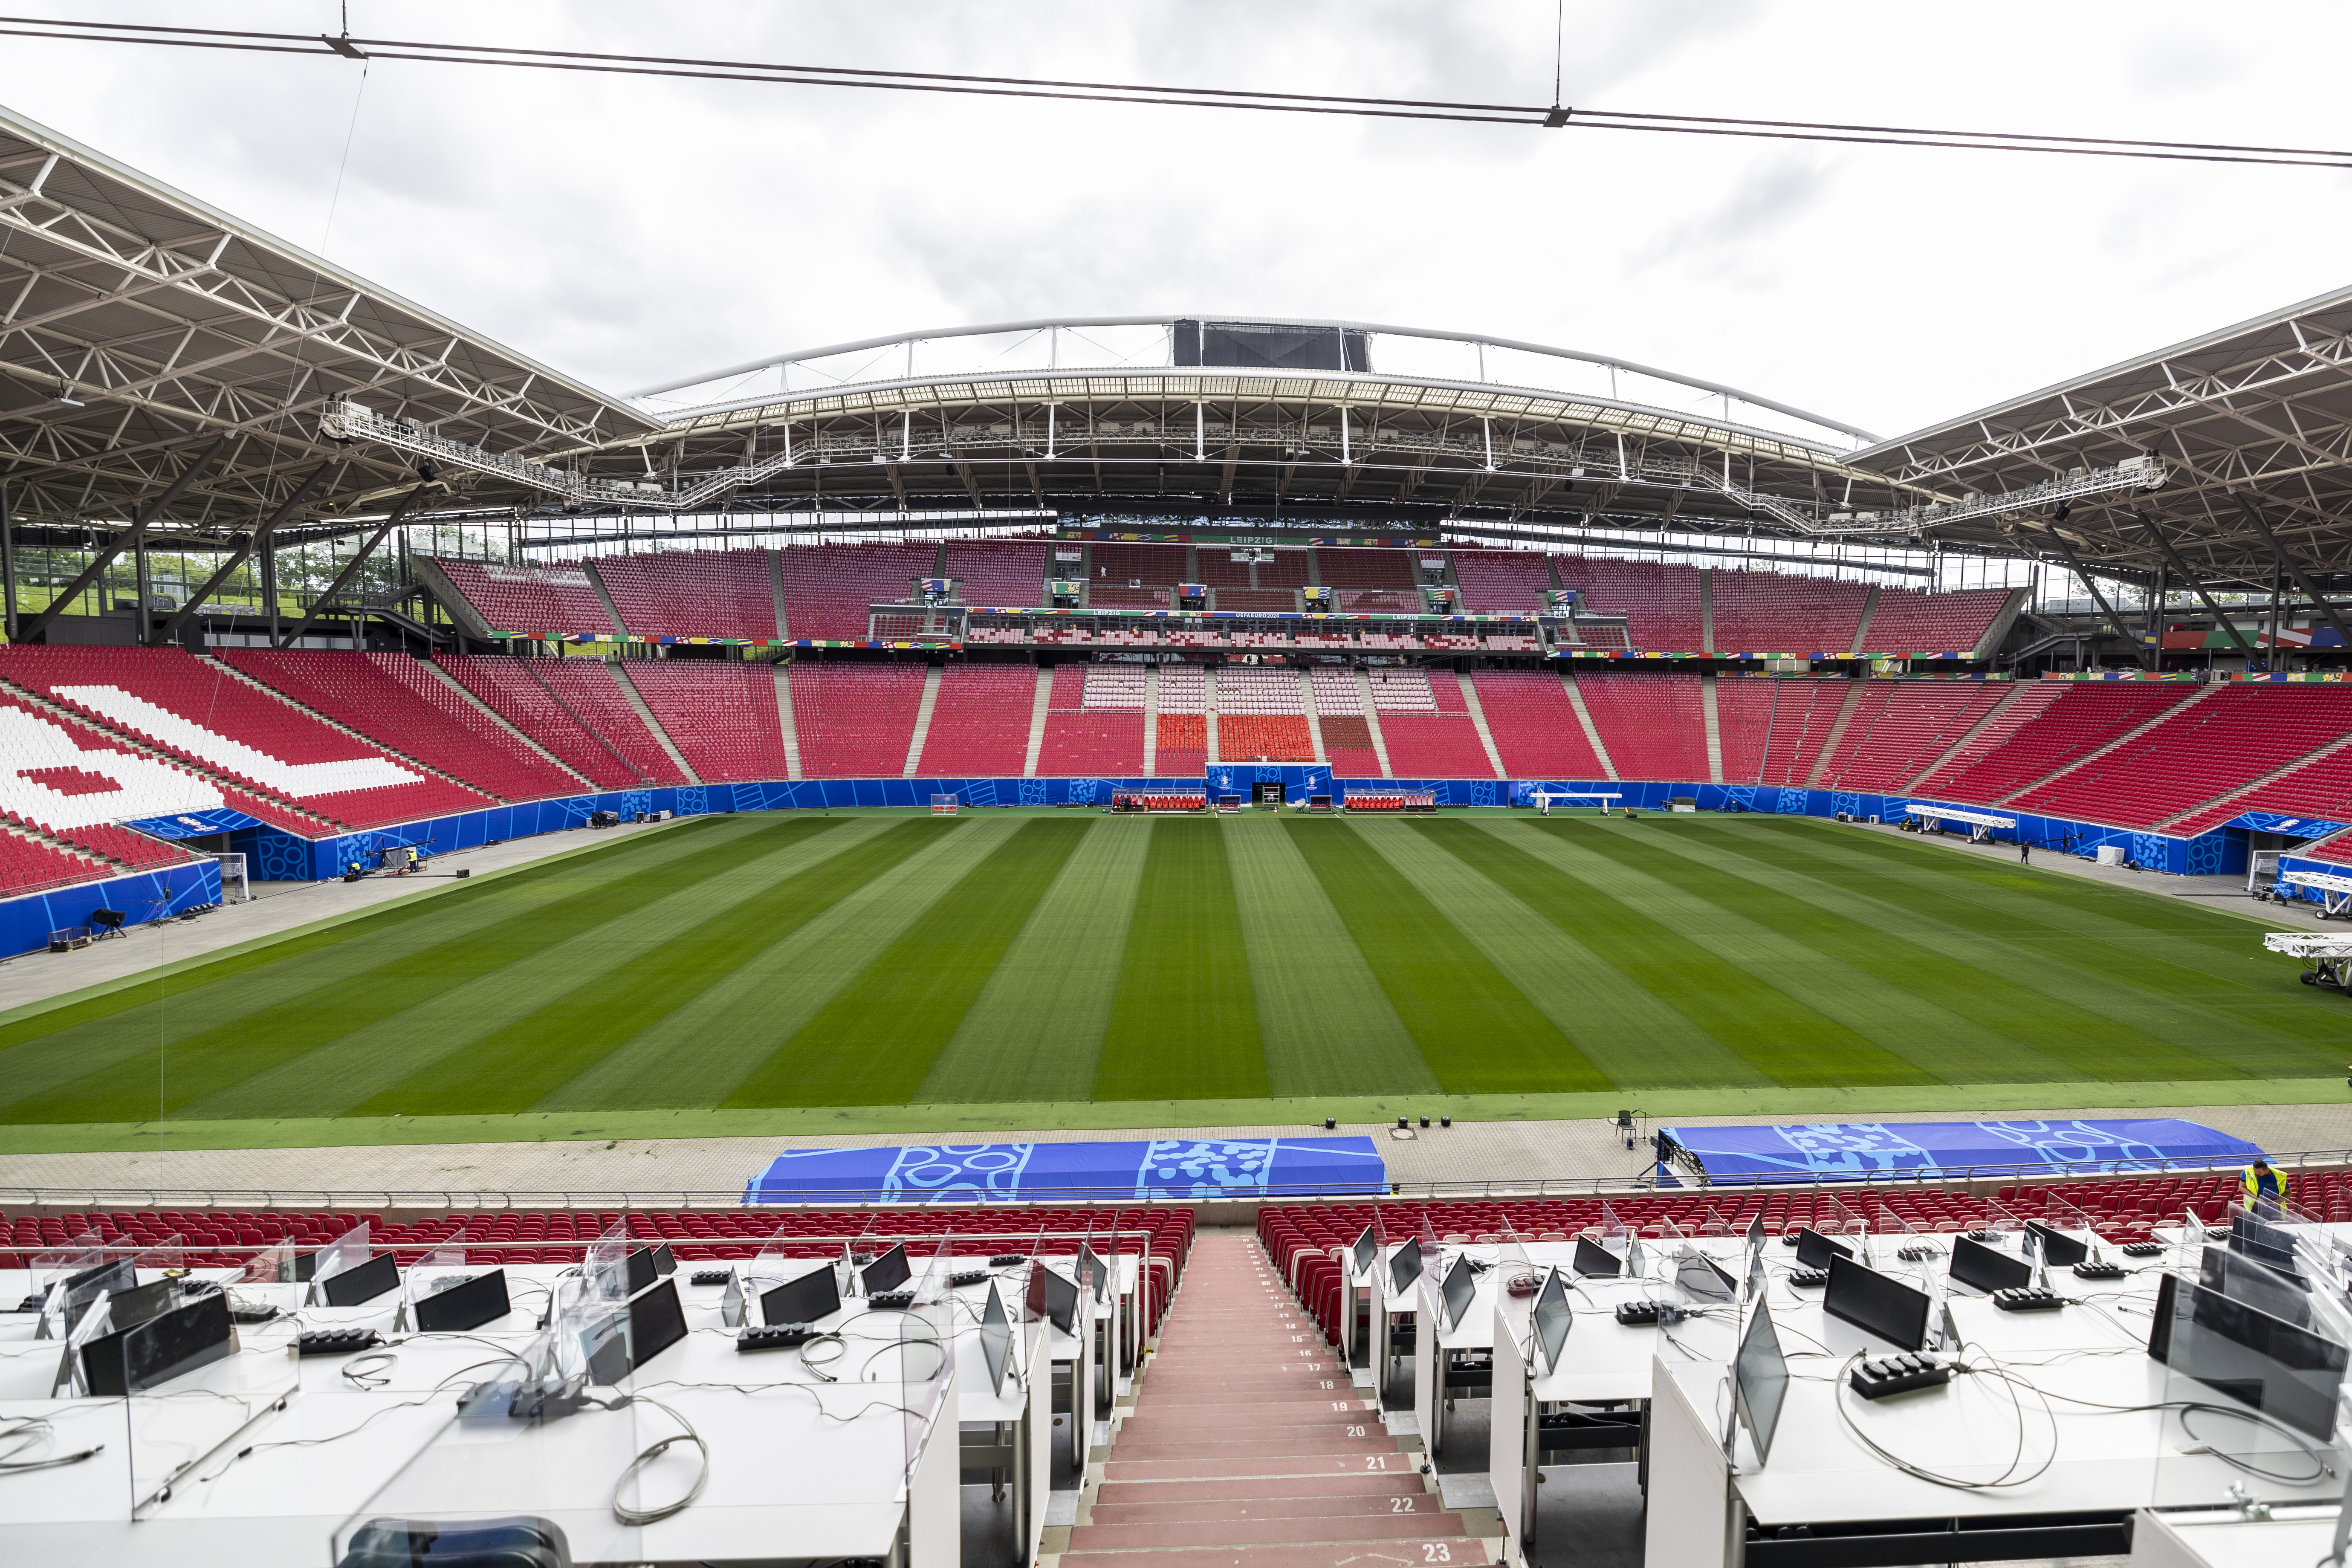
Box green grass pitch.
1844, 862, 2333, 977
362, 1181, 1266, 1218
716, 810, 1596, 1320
4, 809, 2349, 1148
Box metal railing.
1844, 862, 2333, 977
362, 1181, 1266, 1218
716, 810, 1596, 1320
1, 1143, 2340, 1215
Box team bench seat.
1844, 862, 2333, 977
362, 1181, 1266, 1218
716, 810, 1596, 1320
1113, 791, 1206, 813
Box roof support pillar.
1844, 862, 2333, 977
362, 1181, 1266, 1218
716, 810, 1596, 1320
2040, 523, 2152, 671
2232, 492, 2352, 659
276, 485, 425, 649
153, 464, 331, 646
16, 436, 227, 642
0, 480, 15, 642
2133, 508, 2257, 662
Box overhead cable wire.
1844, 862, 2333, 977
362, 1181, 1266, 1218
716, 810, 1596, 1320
6, 14, 2352, 169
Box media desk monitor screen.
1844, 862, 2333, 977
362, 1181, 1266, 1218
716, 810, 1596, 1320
863, 1243, 911, 1297
61, 1257, 134, 1302
107, 1277, 178, 1331
1389, 1238, 1423, 1296
625, 1247, 658, 1296
1736, 1298, 1792, 1466
1532, 1269, 1572, 1374
2024, 1221, 2088, 1269
1746, 1216, 1766, 1260
1035, 1264, 1079, 1334
1793, 1227, 1855, 1271
980, 1285, 1013, 1397
762, 1265, 841, 1328
2230, 1212, 2303, 1277
2200, 1244, 2312, 1330
1440, 1253, 1475, 1331
414, 1270, 511, 1335
84, 1290, 234, 1397
2163, 1276, 2349, 1443
322, 1250, 399, 1307
628, 1279, 689, 1372
1572, 1236, 1621, 1279
1822, 1254, 1930, 1351
1949, 1235, 2033, 1296
1077, 1242, 1107, 1302
1675, 1248, 1738, 1305
1352, 1225, 1378, 1279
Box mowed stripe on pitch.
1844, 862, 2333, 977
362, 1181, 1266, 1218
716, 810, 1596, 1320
353, 817, 951, 1117
0, 816, 744, 1116
726, 819, 1091, 1107
1096, 819, 1267, 1102
1283, 817, 1607, 1094
0, 816, 807, 1125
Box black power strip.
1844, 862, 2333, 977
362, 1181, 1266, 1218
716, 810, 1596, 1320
1788, 1268, 1829, 1288
868, 1291, 916, 1310
1615, 1301, 1685, 1326
297, 1328, 381, 1356
1849, 1354, 1951, 1401
691, 1270, 732, 1287
1895, 1245, 1937, 1263
738, 1324, 819, 1351
989, 1254, 1027, 1267
949, 1270, 991, 1288
2120, 1242, 2165, 1258
2071, 1261, 2126, 1280
1992, 1287, 2065, 1312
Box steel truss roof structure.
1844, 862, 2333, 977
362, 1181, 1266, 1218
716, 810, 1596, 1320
1854, 284, 2352, 591
0, 102, 658, 545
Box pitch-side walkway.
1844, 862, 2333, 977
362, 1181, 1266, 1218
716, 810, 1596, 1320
1061, 1232, 1494, 1568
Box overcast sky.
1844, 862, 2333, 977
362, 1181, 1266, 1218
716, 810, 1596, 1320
11, 1, 2351, 443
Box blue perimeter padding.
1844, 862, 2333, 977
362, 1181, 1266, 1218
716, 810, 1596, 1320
1656, 1118, 2264, 1183
743, 1136, 1387, 1205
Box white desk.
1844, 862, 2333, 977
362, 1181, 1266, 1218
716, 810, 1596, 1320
2131, 1502, 2346, 1566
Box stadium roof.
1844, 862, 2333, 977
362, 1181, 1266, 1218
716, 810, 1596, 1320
1853, 284, 2352, 587
0, 102, 659, 541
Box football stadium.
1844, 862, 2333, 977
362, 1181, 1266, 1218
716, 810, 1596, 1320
9, 28, 2352, 1568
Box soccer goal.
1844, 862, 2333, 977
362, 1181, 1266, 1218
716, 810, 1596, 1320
930, 794, 960, 816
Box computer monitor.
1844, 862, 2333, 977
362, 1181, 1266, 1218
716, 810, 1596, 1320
1822, 1255, 1930, 1351
414, 1270, 511, 1334
1033, 1264, 1079, 1334
1352, 1224, 1378, 1279
1572, 1236, 1622, 1279
761, 1265, 841, 1328
650, 1243, 676, 1276
2163, 1276, 2349, 1442
105, 1277, 179, 1331
59, 1257, 134, 1302
83, 1291, 234, 1397
2200, 1245, 2312, 1329
1532, 1269, 1572, 1374
2024, 1221, 2088, 1268
1439, 1253, 1475, 1331
1077, 1242, 1107, 1302
1389, 1238, 1423, 1296
321, 1250, 399, 1307
628, 1279, 688, 1371
1949, 1235, 2033, 1296
1675, 1248, 1738, 1305
2230, 1212, 2303, 1276
863, 1244, 911, 1296
625, 1247, 658, 1296
979, 1284, 1013, 1396
1735, 1297, 1792, 1466
1793, 1227, 1854, 1270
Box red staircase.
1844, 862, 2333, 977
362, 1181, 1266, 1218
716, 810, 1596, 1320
1068, 1233, 1490, 1568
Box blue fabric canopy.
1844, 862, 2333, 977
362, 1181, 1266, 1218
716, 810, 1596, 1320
743, 1136, 1386, 1204
1657, 1118, 2263, 1183
124, 807, 266, 838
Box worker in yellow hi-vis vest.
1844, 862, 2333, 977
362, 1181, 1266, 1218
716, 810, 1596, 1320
2242, 1159, 2284, 1217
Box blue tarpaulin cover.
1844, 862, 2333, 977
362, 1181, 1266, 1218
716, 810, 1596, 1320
1656, 1118, 2264, 1183
124, 808, 266, 839
743, 1136, 1386, 1204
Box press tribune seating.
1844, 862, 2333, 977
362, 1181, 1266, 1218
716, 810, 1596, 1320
627, 662, 792, 782
595, 548, 778, 641
1710, 570, 1869, 654
789, 664, 927, 778
940, 540, 1048, 607
1552, 557, 1704, 649
1449, 549, 1550, 615
1313, 547, 1418, 590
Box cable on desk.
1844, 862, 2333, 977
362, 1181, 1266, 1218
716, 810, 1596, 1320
799, 1331, 846, 1383
1832, 1345, 2058, 1492
609, 1394, 709, 1527
0, 1413, 103, 1474
341, 1350, 398, 1389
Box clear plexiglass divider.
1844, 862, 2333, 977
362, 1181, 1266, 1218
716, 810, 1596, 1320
331, 1314, 646, 1566
2150, 1209, 2352, 1527
125, 1283, 300, 1518
901, 1296, 958, 1484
